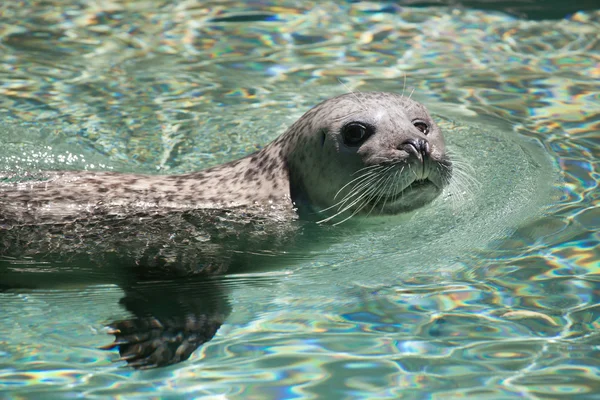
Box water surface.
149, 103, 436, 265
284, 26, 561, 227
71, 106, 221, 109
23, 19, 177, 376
0, 1, 598, 398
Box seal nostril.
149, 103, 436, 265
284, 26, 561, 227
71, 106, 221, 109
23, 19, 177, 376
419, 139, 430, 156
401, 138, 430, 159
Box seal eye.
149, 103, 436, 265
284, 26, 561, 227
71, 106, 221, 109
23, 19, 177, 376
342, 122, 371, 147
413, 120, 429, 135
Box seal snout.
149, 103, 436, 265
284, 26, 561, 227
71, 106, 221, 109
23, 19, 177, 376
400, 138, 430, 162
399, 138, 433, 181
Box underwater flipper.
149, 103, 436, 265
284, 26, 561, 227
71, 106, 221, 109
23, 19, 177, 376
101, 313, 225, 369
101, 278, 230, 369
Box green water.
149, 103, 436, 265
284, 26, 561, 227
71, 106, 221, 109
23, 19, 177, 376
0, 1, 598, 398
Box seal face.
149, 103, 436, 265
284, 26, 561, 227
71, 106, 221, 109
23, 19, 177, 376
282, 92, 452, 223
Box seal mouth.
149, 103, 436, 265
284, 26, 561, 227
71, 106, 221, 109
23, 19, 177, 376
318, 158, 451, 224
369, 178, 438, 209
407, 178, 431, 190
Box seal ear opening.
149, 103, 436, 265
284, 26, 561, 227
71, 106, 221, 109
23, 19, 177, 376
320, 129, 327, 147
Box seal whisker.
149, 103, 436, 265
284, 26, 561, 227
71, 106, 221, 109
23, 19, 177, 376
408, 163, 419, 180
368, 166, 396, 210
333, 169, 381, 201
338, 168, 394, 220
352, 164, 384, 176
318, 171, 381, 213
445, 150, 478, 187
338, 170, 382, 201
318, 169, 382, 214
453, 168, 479, 188
331, 182, 385, 226
329, 183, 384, 225
338, 166, 391, 206
334, 172, 383, 212
442, 159, 468, 169
448, 164, 475, 183
435, 163, 451, 188
338, 79, 368, 113
383, 169, 402, 212
361, 170, 391, 215
331, 109, 363, 122
366, 167, 396, 217
384, 167, 406, 213
441, 155, 478, 207
449, 167, 479, 194
390, 167, 404, 210
319, 169, 390, 225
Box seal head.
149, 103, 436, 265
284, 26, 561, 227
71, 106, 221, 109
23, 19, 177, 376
280, 92, 451, 223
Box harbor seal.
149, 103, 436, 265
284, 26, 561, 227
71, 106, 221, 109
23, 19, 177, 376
0, 91, 452, 368
0, 92, 451, 228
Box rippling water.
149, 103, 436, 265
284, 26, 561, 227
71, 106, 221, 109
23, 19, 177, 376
0, 1, 598, 398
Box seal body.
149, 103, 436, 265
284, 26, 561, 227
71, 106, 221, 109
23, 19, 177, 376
0, 92, 451, 266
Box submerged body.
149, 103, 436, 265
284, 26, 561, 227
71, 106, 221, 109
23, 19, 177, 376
0, 92, 452, 368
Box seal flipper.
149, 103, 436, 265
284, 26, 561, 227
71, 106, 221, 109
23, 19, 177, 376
102, 277, 230, 369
